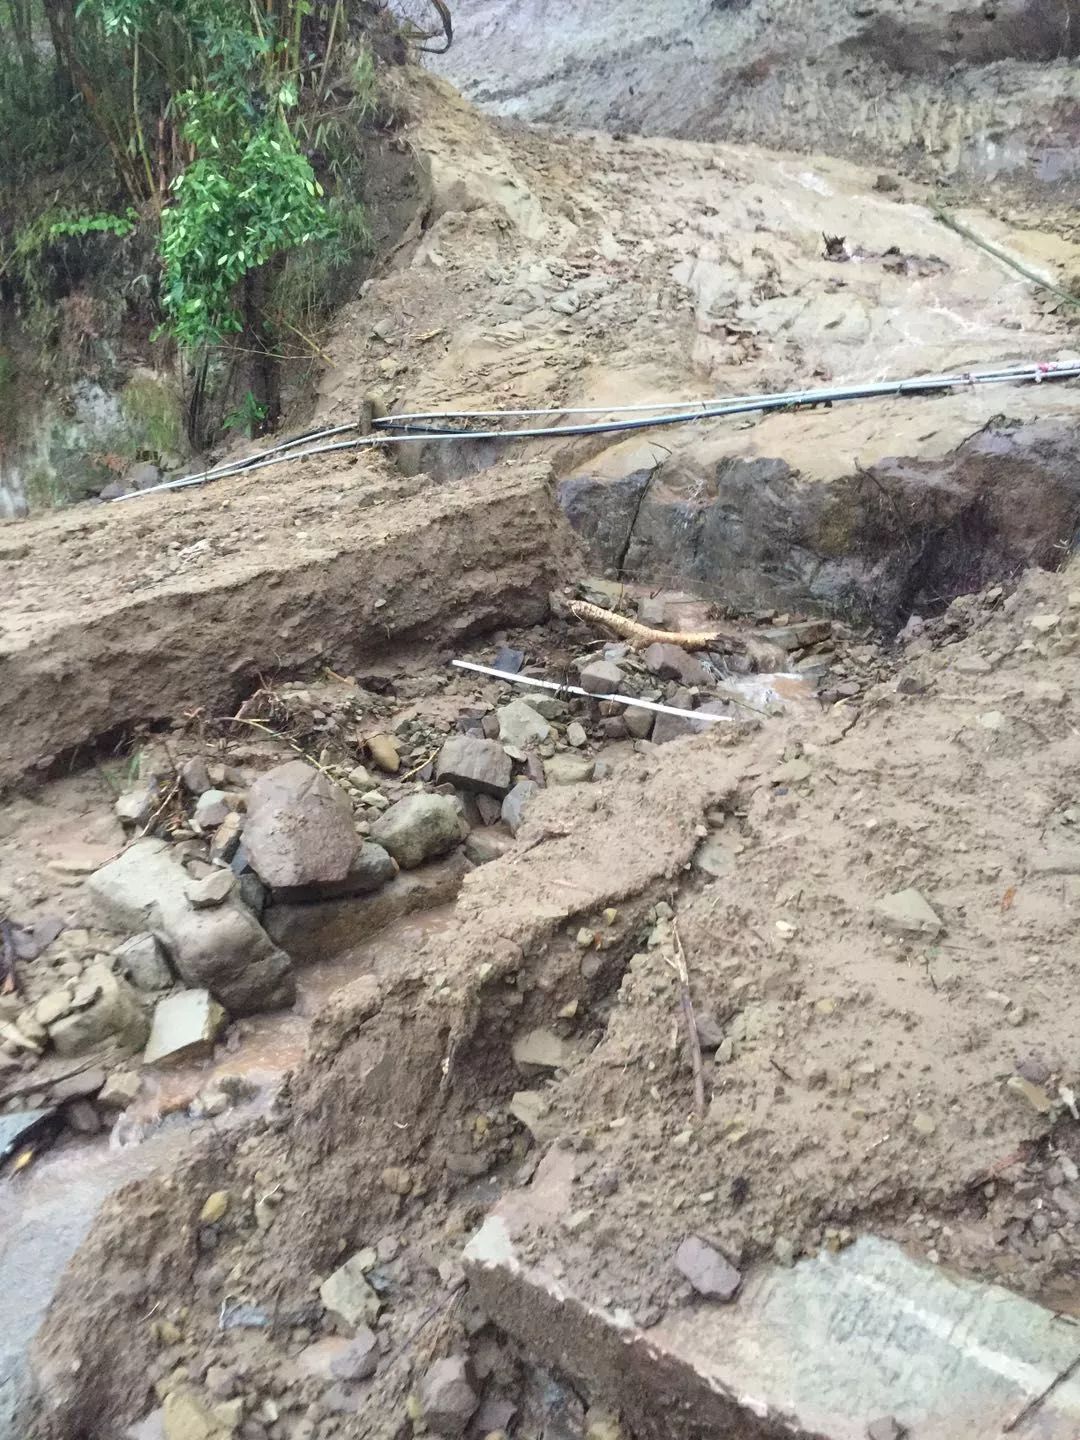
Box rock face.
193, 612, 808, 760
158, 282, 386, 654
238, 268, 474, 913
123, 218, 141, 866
243, 761, 358, 888
89, 839, 295, 1015
371, 794, 462, 870
47, 963, 149, 1057
435, 736, 513, 797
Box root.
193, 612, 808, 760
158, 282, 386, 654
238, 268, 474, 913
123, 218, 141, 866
570, 600, 746, 653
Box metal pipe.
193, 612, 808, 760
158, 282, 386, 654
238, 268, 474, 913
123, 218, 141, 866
450, 659, 734, 723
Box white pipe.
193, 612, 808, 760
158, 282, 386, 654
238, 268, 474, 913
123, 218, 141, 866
450, 659, 734, 723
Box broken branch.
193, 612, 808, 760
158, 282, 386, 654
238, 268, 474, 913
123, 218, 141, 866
570, 599, 746, 654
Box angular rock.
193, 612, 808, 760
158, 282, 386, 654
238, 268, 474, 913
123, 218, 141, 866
320, 1253, 383, 1329
180, 757, 212, 796
497, 699, 553, 749
674, 1235, 742, 1302
512, 1027, 570, 1069
161, 1388, 220, 1440
368, 733, 401, 773
98, 1070, 141, 1109
578, 660, 625, 695
49, 1067, 107, 1103
476, 793, 503, 825
371, 794, 462, 870
867, 1420, 907, 1440
502, 780, 539, 836
566, 721, 588, 748
418, 1355, 479, 1438
184, 869, 235, 909
297, 1331, 378, 1382
270, 841, 398, 904
624, 706, 655, 739
243, 761, 358, 888
465, 828, 516, 865
193, 790, 234, 830
115, 932, 174, 991
874, 888, 943, 938
115, 789, 155, 827
436, 736, 513, 797
209, 812, 243, 865
642, 643, 711, 687
64, 1099, 101, 1135
34, 988, 75, 1027
522, 694, 568, 720
48, 963, 150, 1057
143, 990, 227, 1067
89, 839, 294, 1015
544, 755, 595, 786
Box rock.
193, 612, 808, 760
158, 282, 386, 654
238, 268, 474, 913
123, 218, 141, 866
501, 780, 539, 836
320, 1253, 383, 1329
694, 836, 733, 878
34, 988, 75, 1027
115, 789, 156, 827
89, 840, 294, 1015
1006, 1074, 1054, 1114
953, 654, 993, 674
566, 721, 588, 748
773, 758, 811, 785
674, 1235, 742, 1302
465, 828, 515, 865
544, 755, 595, 786
203, 1366, 238, 1401
496, 699, 553, 749
1028, 614, 1060, 634
492, 645, 525, 674
874, 888, 943, 938
367, 733, 401, 773
624, 707, 654, 739
867, 1419, 907, 1440
269, 841, 398, 903
185, 869, 236, 909
243, 761, 358, 888
50, 1067, 107, 1103
210, 812, 243, 865
436, 736, 513, 797
578, 660, 625, 695
161, 1388, 221, 1440
98, 1070, 141, 1109
200, 1191, 230, 1224
381, 1164, 413, 1195
143, 990, 227, 1067
509, 1090, 558, 1142
297, 1331, 378, 1382
115, 933, 174, 991
64, 1099, 101, 1134
48, 963, 150, 1057
911, 1111, 936, 1137
417, 1356, 478, 1437
475, 793, 503, 825
522, 695, 567, 720
126, 461, 162, 491
180, 757, 212, 796
348, 764, 374, 789
512, 1027, 569, 1069
371, 794, 462, 869
193, 790, 234, 830
642, 642, 711, 687
638, 596, 669, 626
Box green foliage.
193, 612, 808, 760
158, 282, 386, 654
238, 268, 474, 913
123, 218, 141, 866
223, 389, 269, 438
120, 374, 183, 455
49, 209, 138, 240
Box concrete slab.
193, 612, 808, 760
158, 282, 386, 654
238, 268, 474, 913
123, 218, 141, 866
464, 1149, 1080, 1440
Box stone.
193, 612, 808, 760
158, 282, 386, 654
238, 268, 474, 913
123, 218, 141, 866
522, 695, 568, 720
34, 988, 75, 1027
270, 841, 398, 903
49, 1067, 107, 1103
193, 790, 234, 830
48, 963, 150, 1057
200, 1191, 230, 1224
642, 643, 711, 687
185, 869, 236, 909
544, 755, 595, 786
509, 1090, 559, 1143
418, 1355, 478, 1437
367, 733, 401, 773
89, 840, 294, 1015
371, 794, 462, 870
476, 793, 503, 825
911, 1111, 937, 1137
867, 1419, 907, 1440
501, 781, 539, 836
381, 1164, 413, 1195
115, 933, 174, 991
566, 721, 588, 748
1028, 614, 1060, 634
953, 654, 993, 674
127, 461, 162, 491
210, 813, 243, 865
638, 596, 669, 626
320, 1253, 383, 1329
874, 888, 943, 938
512, 1027, 570, 1070
64, 1099, 101, 1134
297, 1330, 378, 1382
115, 789, 156, 827
624, 707, 654, 739
693, 837, 733, 879
492, 646, 525, 674
98, 1070, 141, 1109
161, 1388, 222, 1440
180, 757, 212, 796
143, 990, 227, 1067
436, 736, 513, 797
496, 699, 553, 749
578, 660, 625, 695
348, 764, 374, 789
243, 761, 358, 888
674, 1235, 742, 1302
465, 828, 515, 865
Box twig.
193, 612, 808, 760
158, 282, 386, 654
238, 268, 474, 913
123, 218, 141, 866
217, 714, 336, 777
399, 749, 439, 783
570, 599, 746, 654
770, 1056, 795, 1083
669, 919, 706, 1122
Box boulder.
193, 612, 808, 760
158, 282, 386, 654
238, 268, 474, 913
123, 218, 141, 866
435, 736, 513, 797
47, 962, 150, 1057
496, 699, 553, 749
371, 794, 462, 870
501, 780, 539, 836
243, 761, 358, 887
89, 839, 295, 1015
270, 841, 398, 904
144, 990, 227, 1067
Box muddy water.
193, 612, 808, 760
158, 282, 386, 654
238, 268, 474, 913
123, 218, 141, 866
0, 905, 453, 1438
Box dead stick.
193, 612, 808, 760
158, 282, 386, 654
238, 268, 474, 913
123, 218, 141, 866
570, 599, 746, 654
670, 919, 706, 1122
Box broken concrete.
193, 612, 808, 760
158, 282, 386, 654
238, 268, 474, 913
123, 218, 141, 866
88, 840, 294, 1015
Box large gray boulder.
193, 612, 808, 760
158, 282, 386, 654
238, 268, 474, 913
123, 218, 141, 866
243, 761, 358, 888
89, 839, 295, 1015
435, 736, 513, 797
371, 794, 462, 870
